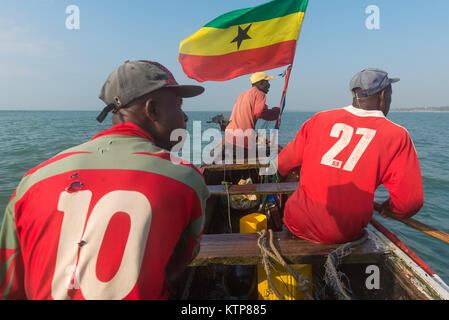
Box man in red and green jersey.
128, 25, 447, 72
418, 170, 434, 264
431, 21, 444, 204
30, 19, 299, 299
277, 68, 423, 244
0, 60, 209, 299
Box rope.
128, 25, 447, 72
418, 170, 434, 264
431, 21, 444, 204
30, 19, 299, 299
222, 181, 232, 233
257, 229, 313, 300
221, 156, 233, 234
323, 231, 369, 300
257, 230, 284, 300
259, 174, 269, 212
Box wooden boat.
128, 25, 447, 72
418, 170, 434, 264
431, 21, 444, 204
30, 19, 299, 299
171, 110, 449, 300
169, 137, 449, 300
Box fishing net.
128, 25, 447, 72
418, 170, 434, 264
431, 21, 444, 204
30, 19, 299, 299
322, 232, 368, 300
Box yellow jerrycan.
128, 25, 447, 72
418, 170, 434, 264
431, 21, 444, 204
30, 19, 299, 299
239, 212, 312, 300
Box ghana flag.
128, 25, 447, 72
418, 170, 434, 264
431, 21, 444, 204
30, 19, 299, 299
179, 0, 309, 82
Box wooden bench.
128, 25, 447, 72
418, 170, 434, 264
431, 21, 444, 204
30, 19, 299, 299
200, 161, 269, 172
207, 182, 298, 196
189, 231, 387, 266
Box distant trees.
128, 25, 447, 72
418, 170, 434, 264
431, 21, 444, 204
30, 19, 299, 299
393, 106, 449, 112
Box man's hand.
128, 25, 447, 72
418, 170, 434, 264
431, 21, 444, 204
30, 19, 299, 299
280, 166, 300, 182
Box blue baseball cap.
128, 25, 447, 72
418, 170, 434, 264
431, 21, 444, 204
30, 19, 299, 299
350, 68, 400, 97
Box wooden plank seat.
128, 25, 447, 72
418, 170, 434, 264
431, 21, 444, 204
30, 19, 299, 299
200, 161, 269, 171
189, 231, 387, 266
207, 182, 298, 196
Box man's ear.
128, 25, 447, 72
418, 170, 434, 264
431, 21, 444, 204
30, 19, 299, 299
144, 98, 158, 122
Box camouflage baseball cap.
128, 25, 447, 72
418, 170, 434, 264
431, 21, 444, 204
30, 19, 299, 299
97, 60, 204, 122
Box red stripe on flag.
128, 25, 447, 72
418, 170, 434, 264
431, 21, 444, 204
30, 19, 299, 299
179, 40, 297, 82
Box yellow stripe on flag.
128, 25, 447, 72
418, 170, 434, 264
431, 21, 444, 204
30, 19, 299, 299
179, 12, 304, 56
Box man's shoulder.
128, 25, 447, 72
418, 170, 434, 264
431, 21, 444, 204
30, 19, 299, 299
166, 158, 209, 197
16, 147, 208, 207
325, 107, 412, 141
310, 106, 405, 128
148, 152, 204, 178
305, 107, 348, 124
133, 152, 209, 201
239, 86, 264, 99
22, 140, 91, 180
382, 118, 410, 134
312, 107, 348, 117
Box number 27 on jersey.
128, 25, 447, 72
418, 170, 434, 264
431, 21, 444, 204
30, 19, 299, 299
321, 123, 376, 172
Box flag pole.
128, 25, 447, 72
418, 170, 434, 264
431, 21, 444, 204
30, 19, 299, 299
275, 65, 293, 129
274, 3, 309, 130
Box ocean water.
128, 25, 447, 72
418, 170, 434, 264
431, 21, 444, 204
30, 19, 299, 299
0, 110, 448, 286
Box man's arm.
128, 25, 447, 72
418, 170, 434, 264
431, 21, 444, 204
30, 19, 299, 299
258, 106, 281, 121
0, 193, 26, 300
165, 181, 209, 284
253, 91, 280, 121
381, 132, 424, 219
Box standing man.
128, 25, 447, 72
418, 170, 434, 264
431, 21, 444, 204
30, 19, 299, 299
0, 60, 210, 299
277, 68, 423, 244
224, 72, 280, 160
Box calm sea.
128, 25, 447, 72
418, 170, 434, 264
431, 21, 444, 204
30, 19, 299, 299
1, 110, 448, 285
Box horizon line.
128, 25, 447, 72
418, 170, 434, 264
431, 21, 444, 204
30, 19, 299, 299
0, 108, 323, 112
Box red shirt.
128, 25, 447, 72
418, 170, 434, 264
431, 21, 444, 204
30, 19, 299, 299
225, 86, 280, 148
278, 106, 423, 244
0, 123, 209, 300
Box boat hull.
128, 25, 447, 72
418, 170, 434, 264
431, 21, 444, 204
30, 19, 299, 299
170, 163, 449, 300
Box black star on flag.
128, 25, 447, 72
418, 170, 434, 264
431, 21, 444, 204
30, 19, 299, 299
231, 24, 252, 50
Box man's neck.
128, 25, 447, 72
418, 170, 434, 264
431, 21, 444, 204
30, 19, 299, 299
253, 86, 267, 95
352, 99, 380, 111
344, 105, 385, 118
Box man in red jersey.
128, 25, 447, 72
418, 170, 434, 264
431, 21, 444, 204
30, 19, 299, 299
0, 60, 209, 299
225, 72, 280, 136
277, 68, 423, 244
224, 72, 280, 161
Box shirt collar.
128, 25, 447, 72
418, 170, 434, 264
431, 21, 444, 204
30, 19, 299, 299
344, 105, 386, 118
91, 122, 155, 143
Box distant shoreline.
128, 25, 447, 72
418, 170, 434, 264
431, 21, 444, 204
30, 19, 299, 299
392, 106, 449, 113
1, 108, 448, 113
391, 110, 449, 113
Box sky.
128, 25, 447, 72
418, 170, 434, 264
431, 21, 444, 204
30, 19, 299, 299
0, 0, 448, 112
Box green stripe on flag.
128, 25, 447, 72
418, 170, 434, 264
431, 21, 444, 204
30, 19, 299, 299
204, 0, 308, 29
